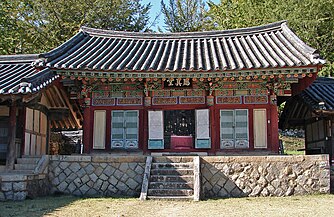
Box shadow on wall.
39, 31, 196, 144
201, 155, 330, 198
201, 159, 248, 198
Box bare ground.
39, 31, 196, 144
1, 194, 334, 217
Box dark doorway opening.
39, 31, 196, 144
164, 110, 195, 149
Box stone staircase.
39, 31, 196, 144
14, 156, 40, 174
140, 156, 200, 200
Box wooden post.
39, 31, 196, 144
83, 105, 91, 154
270, 104, 279, 153
6, 99, 17, 170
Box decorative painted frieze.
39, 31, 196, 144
117, 97, 143, 106
152, 97, 178, 105
179, 96, 205, 104
244, 95, 268, 104
216, 96, 242, 104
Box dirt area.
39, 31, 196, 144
1, 194, 334, 217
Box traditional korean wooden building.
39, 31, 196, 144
280, 77, 334, 163
0, 55, 81, 169
0, 21, 324, 162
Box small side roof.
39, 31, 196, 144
0, 55, 59, 95
300, 77, 334, 110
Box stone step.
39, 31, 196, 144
14, 164, 37, 170
7, 170, 34, 174
150, 175, 193, 183
147, 195, 194, 200
152, 156, 194, 163
21, 155, 42, 158
151, 168, 193, 176
17, 157, 40, 164
148, 189, 194, 196
151, 162, 193, 169
149, 181, 193, 189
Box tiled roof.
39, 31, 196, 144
0, 55, 59, 94
39, 21, 324, 72
300, 77, 334, 110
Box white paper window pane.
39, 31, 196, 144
196, 109, 210, 139
149, 111, 164, 140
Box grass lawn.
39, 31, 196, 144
1, 194, 334, 217
280, 135, 305, 155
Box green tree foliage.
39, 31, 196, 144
0, 0, 151, 55
207, 0, 334, 76
161, 0, 208, 32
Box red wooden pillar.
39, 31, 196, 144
209, 105, 217, 154
83, 105, 92, 154
141, 109, 148, 154
6, 99, 17, 170
269, 104, 279, 153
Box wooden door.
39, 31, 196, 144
148, 111, 164, 149
24, 108, 47, 156
253, 109, 267, 148
111, 110, 139, 149
220, 109, 249, 149
93, 110, 106, 149
195, 109, 211, 148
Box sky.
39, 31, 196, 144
142, 0, 220, 32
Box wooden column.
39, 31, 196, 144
6, 99, 17, 170
83, 105, 92, 154
269, 104, 279, 153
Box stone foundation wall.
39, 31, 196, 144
201, 155, 330, 198
0, 174, 49, 201
49, 155, 146, 197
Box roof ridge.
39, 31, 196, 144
0, 54, 41, 64
80, 20, 287, 39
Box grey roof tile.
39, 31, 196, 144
39, 21, 323, 72
0, 56, 58, 94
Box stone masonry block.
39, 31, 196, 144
67, 182, 77, 193
103, 166, 116, 177
113, 169, 123, 179
84, 164, 95, 175
109, 176, 118, 186
64, 168, 72, 176
69, 162, 81, 173
58, 155, 92, 162
126, 178, 138, 190
121, 174, 129, 182
133, 174, 143, 184
119, 163, 129, 173
1, 182, 13, 191
99, 174, 108, 181
58, 172, 67, 183
4, 191, 13, 200
13, 182, 27, 191
1, 175, 27, 182
66, 173, 78, 183
89, 173, 98, 182
13, 191, 27, 201
81, 175, 90, 184
58, 181, 69, 192
134, 164, 144, 174
101, 182, 109, 192
59, 162, 70, 170
95, 166, 104, 176
224, 180, 236, 193
76, 168, 86, 178
80, 184, 90, 195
